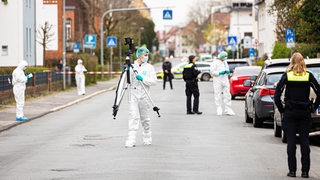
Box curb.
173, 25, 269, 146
0, 86, 116, 133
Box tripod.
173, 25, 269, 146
112, 38, 160, 120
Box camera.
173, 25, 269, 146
124, 37, 135, 56
124, 37, 134, 45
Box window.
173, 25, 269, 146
66, 18, 72, 41
1, 45, 8, 56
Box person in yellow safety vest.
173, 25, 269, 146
182, 55, 202, 115
274, 52, 320, 178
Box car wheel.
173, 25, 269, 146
274, 121, 281, 137
245, 107, 253, 123
201, 73, 211, 81
253, 110, 263, 128
281, 130, 287, 143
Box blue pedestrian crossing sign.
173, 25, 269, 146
85, 34, 97, 48
106, 36, 117, 48
286, 28, 295, 48
228, 36, 237, 46
163, 10, 173, 20
249, 48, 255, 57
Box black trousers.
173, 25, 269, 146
282, 109, 311, 173
185, 81, 199, 112
163, 73, 173, 89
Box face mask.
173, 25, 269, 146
141, 57, 148, 63
224, 57, 227, 61
22, 67, 26, 70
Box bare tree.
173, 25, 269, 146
36, 21, 55, 63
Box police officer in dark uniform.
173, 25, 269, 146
274, 52, 320, 178
182, 55, 202, 115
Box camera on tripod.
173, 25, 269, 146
124, 37, 135, 56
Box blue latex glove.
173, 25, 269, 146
218, 71, 225, 75
225, 70, 230, 75
136, 74, 143, 81
25, 73, 33, 79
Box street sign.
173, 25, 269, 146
249, 48, 255, 57
106, 36, 117, 48
286, 28, 295, 48
73, 43, 80, 53
85, 34, 96, 48
228, 36, 237, 46
163, 10, 173, 20
243, 36, 252, 49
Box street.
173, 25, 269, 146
0, 77, 320, 180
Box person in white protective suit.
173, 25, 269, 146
75, 59, 87, 95
125, 47, 157, 148
211, 51, 235, 116
12, 60, 33, 121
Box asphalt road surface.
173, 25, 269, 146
0, 79, 319, 180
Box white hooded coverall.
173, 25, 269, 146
211, 59, 234, 115
12, 61, 28, 118
125, 60, 157, 146
75, 60, 87, 95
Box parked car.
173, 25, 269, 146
244, 68, 286, 127
273, 59, 320, 142
198, 53, 213, 62
226, 59, 249, 77
156, 61, 213, 81
229, 66, 262, 99
262, 58, 290, 69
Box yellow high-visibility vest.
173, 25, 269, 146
287, 71, 309, 81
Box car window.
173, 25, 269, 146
235, 67, 261, 76
307, 66, 320, 83
227, 62, 248, 72
266, 73, 283, 85
196, 64, 210, 68
265, 63, 289, 69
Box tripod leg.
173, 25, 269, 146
113, 69, 129, 119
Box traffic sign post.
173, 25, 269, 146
106, 36, 117, 48
286, 28, 295, 57
228, 36, 237, 59
85, 34, 97, 49
106, 36, 117, 79
163, 10, 173, 20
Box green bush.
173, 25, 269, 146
271, 42, 291, 59
68, 53, 99, 85
272, 42, 319, 59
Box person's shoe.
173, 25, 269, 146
301, 172, 309, 178
125, 141, 135, 148
193, 111, 202, 115
187, 111, 195, 115
16, 117, 28, 121
143, 142, 152, 145
287, 171, 296, 177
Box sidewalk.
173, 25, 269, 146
0, 79, 118, 132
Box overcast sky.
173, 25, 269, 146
143, 0, 197, 32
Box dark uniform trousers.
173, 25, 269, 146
185, 80, 199, 112
282, 108, 311, 172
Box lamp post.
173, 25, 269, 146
138, 27, 144, 47
62, 0, 66, 90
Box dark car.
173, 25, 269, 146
244, 68, 286, 127
229, 66, 262, 99
273, 59, 320, 142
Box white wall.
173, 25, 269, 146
35, 2, 58, 65
257, 0, 277, 57
0, 1, 24, 66
229, 10, 253, 43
